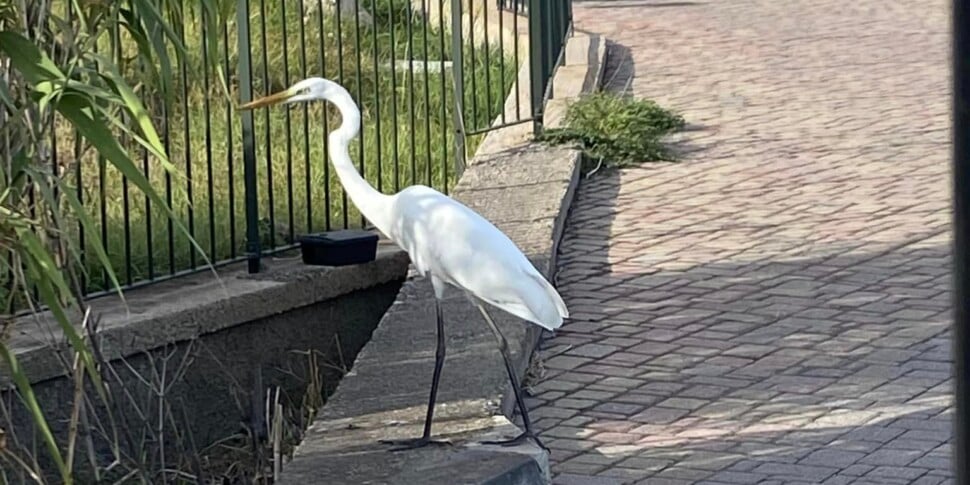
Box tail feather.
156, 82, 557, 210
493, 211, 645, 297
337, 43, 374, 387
474, 272, 569, 331
532, 272, 569, 319
524, 272, 568, 330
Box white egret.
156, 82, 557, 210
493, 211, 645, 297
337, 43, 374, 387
240, 77, 568, 451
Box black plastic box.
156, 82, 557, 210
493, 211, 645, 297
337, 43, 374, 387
298, 230, 379, 266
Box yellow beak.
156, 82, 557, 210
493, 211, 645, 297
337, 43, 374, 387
238, 88, 296, 110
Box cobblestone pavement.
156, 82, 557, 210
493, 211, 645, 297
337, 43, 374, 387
530, 0, 953, 483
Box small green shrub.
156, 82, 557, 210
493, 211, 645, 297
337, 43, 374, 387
539, 91, 686, 168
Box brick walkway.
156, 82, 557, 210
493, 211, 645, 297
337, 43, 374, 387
530, 1, 953, 484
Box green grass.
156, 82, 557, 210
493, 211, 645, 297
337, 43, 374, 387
539, 91, 686, 168
56, 1, 515, 292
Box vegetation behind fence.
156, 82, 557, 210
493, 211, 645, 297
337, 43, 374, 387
0, 0, 570, 480
1, 0, 571, 309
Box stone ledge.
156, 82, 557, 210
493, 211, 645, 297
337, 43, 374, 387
3, 243, 410, 389
278, 32, 607, 485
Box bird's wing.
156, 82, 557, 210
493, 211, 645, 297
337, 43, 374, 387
466, 265, 569, 331
417, 193, 568, 329
389, 186, 568, 330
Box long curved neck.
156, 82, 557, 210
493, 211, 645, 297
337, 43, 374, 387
326, 85, 392, 233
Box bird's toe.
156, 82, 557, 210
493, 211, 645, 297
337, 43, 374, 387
379, 437, 451, 451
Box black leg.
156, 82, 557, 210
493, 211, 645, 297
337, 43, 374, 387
380, 300, 451, 451
476, 305, 549, 452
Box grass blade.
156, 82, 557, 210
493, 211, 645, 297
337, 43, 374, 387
0, 343, 68, 485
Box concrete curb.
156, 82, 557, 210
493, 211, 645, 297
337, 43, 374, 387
3, 246, 409, 390
276, 32, 607, 485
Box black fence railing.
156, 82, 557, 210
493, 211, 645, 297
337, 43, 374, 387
498, 0, 530, 15
12, 0, 572, 309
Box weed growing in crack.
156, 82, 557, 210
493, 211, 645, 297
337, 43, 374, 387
539, 91, 686, 171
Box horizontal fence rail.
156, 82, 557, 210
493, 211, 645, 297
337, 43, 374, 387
2, 0, 572, 313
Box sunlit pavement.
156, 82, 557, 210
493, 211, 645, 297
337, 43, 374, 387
531, 1, 953, 483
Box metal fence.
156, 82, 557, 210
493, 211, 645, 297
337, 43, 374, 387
35, 0, 572, 303
497, 0, 530, 15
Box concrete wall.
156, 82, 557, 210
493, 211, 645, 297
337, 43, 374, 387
1, 244, 409, 481
2, 280, 402, 481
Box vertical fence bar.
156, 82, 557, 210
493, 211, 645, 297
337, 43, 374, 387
98, 148, 109, 290
335, 0, 350, 227
353, 0, 365, 227
304, 0, 316, 234
281, 0, 296, 244
483, 0, 493, 122
512, 0, 521, 120
467, 0, 478, 130
237, 0, 261, 273
451, 0, 467, 177
439, 0, 449, 192
224, 23, 237, 260
202, 7, 217, 263
108, 24, 132, 286
496, 0, 508, 125
421, 0, 432, 187
390, 0, 401, 192
370, 0, 383, 199
334, 1, 350, 229
566, 0, 573, 33
142, 143, 153, 280
161, 38, 176, 276
258, 0, 275, 248
179, 3, 196, 269
550, 0, 560, 65
406, 0, 417, 186
566, 0, 573, 30
528, 0, 545, 134
953, 1, 970, 482
314, 0, 329, 231
543, 0, 554, 99
91, 40, 110, 290
552, 0, 561, 96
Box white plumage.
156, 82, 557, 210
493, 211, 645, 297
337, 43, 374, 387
386, 184, 568, 330
240, 76, 566, 450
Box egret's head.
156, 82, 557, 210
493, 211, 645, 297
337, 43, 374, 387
238, 77, 337, 110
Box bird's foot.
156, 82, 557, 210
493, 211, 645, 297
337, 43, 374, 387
480, 432, 549, 453
379, 436, 451, 452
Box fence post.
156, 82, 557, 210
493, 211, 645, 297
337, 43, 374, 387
565, 0, 573, 32
528, 0, 546, 135
450, 0, 467, 177
953, 0, 970, 482
236, 0, 261, 273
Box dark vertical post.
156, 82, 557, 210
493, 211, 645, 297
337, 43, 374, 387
954, 0, 970, 482
566, 0, 573, 31
451, 0, 467, 176
528, 0, 546, 135
237, 0, 261, 273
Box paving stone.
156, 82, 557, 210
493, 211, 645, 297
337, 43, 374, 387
554, 473, 624, 485
615, 456, 671, 471
706, 470, 767, 483
859, 448, 925, 466
750, 463, 839, 482
545, 355, 594, 370
865, 465, 931, 481
570, 343, 622, 359
630, 407, 690, 424
530, 0, 953, 480
799, 449, 867, 468
556, 398, 598, 409
657, 397, 708, 410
